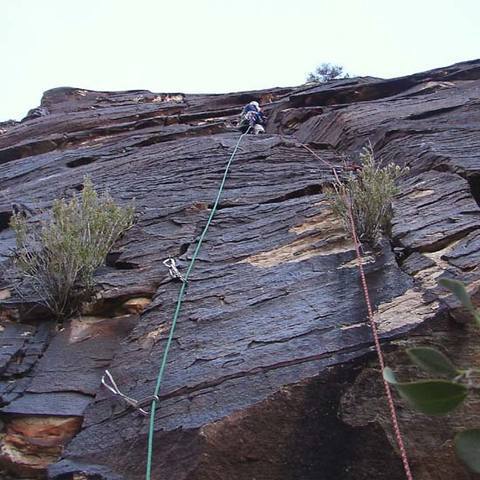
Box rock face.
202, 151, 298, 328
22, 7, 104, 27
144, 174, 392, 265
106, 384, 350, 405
0, 59, 479, 479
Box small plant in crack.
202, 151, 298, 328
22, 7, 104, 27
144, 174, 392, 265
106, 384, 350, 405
324, 145, 409, 246
10, 176, 135, 319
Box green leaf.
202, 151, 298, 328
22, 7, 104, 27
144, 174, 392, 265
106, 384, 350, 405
439, 278, 475, 312
383, 367, 398, 384
439, 278, 480, 326
383, 367, 468, 415
455, 429, 480, 473
407, 347, 459, 378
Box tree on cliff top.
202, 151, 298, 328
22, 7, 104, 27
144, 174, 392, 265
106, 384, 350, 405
306, 63, 350, 83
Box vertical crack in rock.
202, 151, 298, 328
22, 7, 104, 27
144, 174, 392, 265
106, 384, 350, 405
467, 174, 480, 207
0, 211, 13, 236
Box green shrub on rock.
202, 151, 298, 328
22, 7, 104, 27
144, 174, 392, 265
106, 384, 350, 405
325, 145, 408, 246
10, 177, 134, 319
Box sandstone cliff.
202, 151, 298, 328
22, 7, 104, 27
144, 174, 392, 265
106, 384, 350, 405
0, 59, 480, 479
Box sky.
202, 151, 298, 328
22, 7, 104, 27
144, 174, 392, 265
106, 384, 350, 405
1, 0, 479, 121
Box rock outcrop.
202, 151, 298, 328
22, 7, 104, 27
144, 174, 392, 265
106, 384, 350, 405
0, 59, 479, 479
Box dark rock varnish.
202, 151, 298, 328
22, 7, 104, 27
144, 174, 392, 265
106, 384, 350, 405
0, 59, 479, 479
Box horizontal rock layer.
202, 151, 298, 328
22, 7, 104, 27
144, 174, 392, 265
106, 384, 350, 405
0, 59, 479, 479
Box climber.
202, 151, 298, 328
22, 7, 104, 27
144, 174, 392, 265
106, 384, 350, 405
238, 101, 267, 135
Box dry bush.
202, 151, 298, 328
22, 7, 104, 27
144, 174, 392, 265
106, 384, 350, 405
325, 146, 408, 246
10, 177, 134, 319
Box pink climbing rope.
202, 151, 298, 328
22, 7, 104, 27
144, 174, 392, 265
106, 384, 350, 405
301, 143, 414, 480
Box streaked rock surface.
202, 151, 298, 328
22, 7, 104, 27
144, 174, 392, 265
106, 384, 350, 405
0, 59, 479, 479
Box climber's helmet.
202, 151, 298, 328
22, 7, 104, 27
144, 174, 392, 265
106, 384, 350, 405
249, 101, 260, 111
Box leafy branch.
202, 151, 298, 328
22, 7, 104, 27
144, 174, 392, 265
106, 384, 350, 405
384, 278, 480, 473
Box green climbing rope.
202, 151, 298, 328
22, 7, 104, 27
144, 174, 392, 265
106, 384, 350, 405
145, 127, 251, 480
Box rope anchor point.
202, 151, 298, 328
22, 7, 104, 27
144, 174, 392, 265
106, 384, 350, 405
101, 370, 159, 417
163, 258, 187, 283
